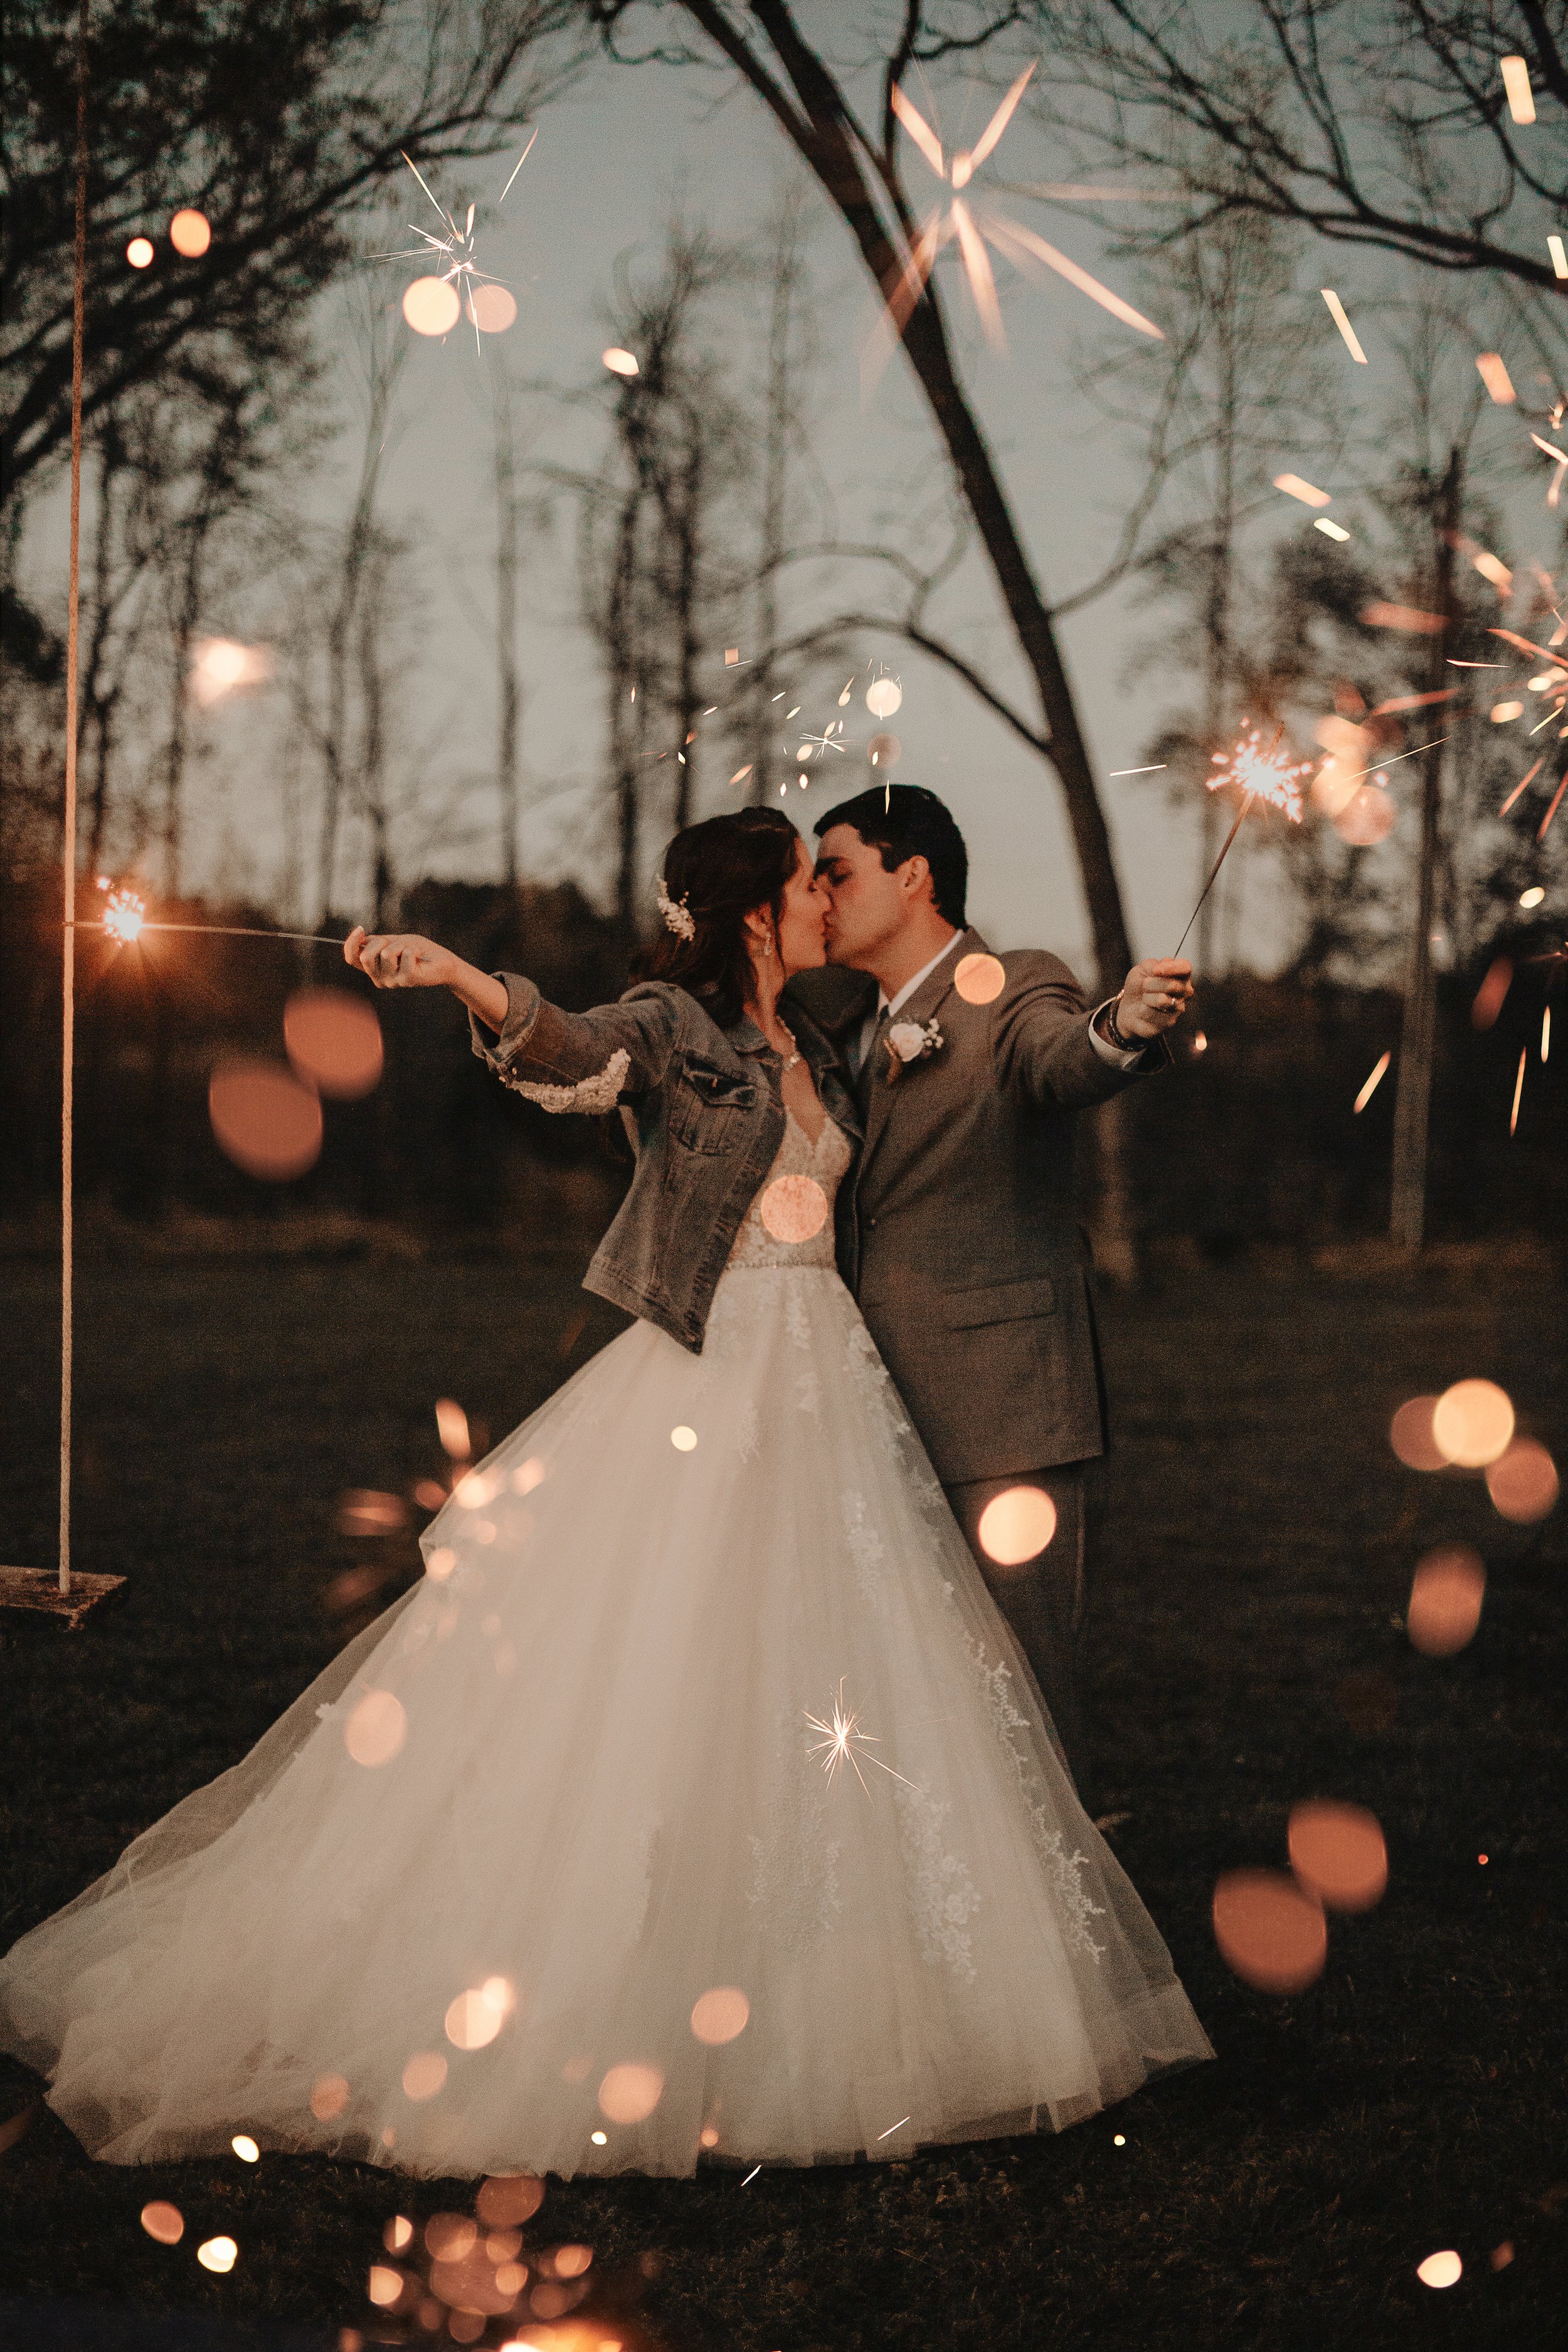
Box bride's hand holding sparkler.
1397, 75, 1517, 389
1104, 958, 1194, 1042
344, 928, 509, 1031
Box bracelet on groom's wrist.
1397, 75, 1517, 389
1101, 995, 1138, 1053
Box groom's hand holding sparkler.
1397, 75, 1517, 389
1100, 958, 1195, 1043
344, 928, 509, 1032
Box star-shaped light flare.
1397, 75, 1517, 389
381, 132, 534, 351
804, 1680, 921, 1798
1207, 723, 1311, 822
876, 67, 1163, 362
98, 878, 146, 944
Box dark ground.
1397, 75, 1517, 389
0, 1242, 1564, 2349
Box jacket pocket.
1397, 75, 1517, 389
667, 1058, 759, 1154
942, 1274, 1056, 1327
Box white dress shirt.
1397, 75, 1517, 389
853, 930, 1142, 1074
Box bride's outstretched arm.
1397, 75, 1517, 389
344, 927, 508, 1030
344, 927, 681, 1116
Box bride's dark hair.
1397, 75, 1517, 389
633, 807, 802, 1027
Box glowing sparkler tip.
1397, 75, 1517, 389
101, 883, 147, 944
1207, 724, 1310, 821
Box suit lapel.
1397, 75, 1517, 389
856, 929, 979, 1184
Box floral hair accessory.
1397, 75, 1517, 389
656, 879, 696, 941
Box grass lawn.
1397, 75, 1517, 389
1, 1246, 1563, 2348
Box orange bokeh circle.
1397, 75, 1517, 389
283, 987, 383, 1098
1484, 1436, 1557, 1523
977, 1486, 1057, 1566
597, 2062, 664, 2124
759, 1173, 828, 1243
1406, 1545, 1486, 1657
476, 2174, 545, 2228
1212, 1868, 1327, 1994
1286, 1799, 1388, 1912
208, 1058, 322, 1180
467, 283, 517, 334
955, 952, 1006, 1005
1389, 1396, 1446, 1471
169, 208, 211, 257
403, 277, 461, 336
1431, 1378, 1514, 1467
690, 1987, 751, 2045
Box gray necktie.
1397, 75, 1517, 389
856, 1006, 889, 1111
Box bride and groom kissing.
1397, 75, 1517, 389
1, 785, 1207, 2183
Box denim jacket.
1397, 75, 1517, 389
470, 975, 862, 1352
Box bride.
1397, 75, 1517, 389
0, 808, 1210, 2179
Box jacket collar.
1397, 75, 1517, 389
856, 925, 987, 1168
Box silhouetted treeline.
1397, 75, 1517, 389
3, 872, 1562, 1250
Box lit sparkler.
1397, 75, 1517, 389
381, 134, 534, 352
82, 878, 346, 950
876, 67, 1162, 359
1170, 723, 1308, 958
804, 1681, 920, 1798
98, 879, 146, 943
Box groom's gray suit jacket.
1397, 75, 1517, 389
791, 928, 1163, 1488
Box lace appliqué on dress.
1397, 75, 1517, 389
893, 1781, 981, 1984
502, 1046, 629, 1115
940, 1582, 1108, 1964
842, 1489, 886, 1606
748, 1715, 842, 1954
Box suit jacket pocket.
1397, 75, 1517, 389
942, 1274, 1056, 1327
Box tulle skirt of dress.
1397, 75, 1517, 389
0, 1263, 1212, 2178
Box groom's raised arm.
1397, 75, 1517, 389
990, 952, 1168, 1111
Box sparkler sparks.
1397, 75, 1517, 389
803, 1680, 919, 1797
877, 66, 1161, 357
1208, 723, 1310, 820
1353, 1051, 1391, 1113
98, 879, 146, 943
1320, 289, 1367, 364
383, 136, 534, 352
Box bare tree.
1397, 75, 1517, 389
588, 0, 1142, 993
492, 365, 527, 887
1025, 1, 1568, 299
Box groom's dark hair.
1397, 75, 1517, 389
815, 784, 968, 928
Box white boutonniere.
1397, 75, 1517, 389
884, 1014, 945, 1083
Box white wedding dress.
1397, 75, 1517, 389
0, 1111, 1211, 2178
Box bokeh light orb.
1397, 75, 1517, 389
955, 951, 1006, 1005
603, 346, 639, 376
866, 677, 903, 719
283, 987, 384, 1098
690, 1987, 750, 2045
1489, 701, 1523, 724
436, 1396, 471, 1459
1310, 759, 1360, 819
231, 2133, 260, 2163
867, 731, 901, 768
140, 2201, 184, 2244
425, 2214, 476, 2262
126, 236, 154, 268
208, 1058, 322, 1180
1407, 1545, 1486, 1658
169, 208, 211, 257
309, 2072, 349, 2121
197, 2237, 238, 2274
384, 2216, 414, 2253
598, 2062, 664, 2124
670, 1425, 697, 1452
445, 1979, 513, 2050
468, 283, 517, 334
1333, 783, 1396, 845
1485, 1436, 1559, 1523
1416, 2250, 1463, 2289
1212, 1868, 1327, 1994
1286, 1799, 1388, 1912
401, 2050, 448, 2102
368, 2265, 405, 2307
344, 1688, 407, 1767
977, 1486, 1057, 1566
1389, 1396, 1446, 1471
760, 1173, 828, 1242
476, 2174, 545, 2228
403, 276, 461, 336
1432, 1378, 1515, 1466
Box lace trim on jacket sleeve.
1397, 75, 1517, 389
502, 1047, 630, 1114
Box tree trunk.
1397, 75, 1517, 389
684, 0, 1135, 988
494, 369, 522, 887
1389, 446, 1461, 1253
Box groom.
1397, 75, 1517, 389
792, 785, 1192, 1785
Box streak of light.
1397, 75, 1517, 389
1353, 1051, 1391, 1113
1361, 600, 1444, 632
729, 765, 752, 785
1491, 622, 1561, 661
1340, 735, 1452, 783
1369, 689, 1454, 714
1273, 472, 1331, 508
1475, 352, 1515, 403
804, 1679, 921, 1796
1320, 289, 1367, 363
1550, 234, 1567, 279
1500, 56, 1535, 122
741, 2164, 761, 2185
985, 214, 1164, 337
1544, 1007, 1552, 1063
1110, 763, 1165, 775
497, 129, 538, 205
876, 2116, 911, 2139
1510, 1048, 1526, 1135
1448, 659, 1505, 666
1538, 771, 1566, 839
1315, 517, 1350, 541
